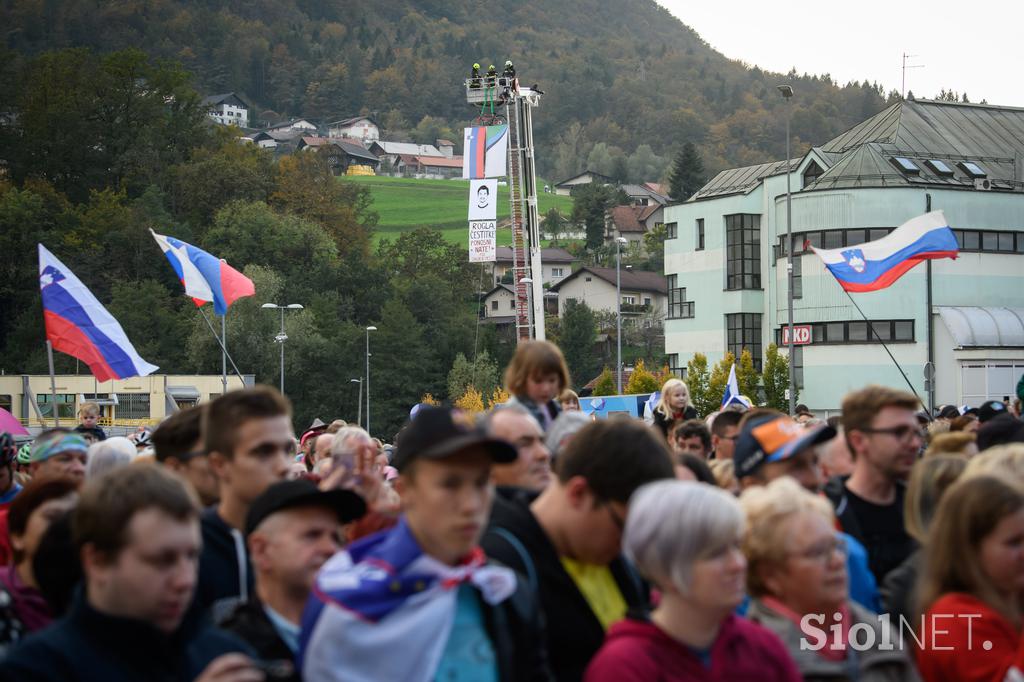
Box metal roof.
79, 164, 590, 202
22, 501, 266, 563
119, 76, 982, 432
550, 266, 667, 294
689, 158, 799, 201
937, 306, 1024, 347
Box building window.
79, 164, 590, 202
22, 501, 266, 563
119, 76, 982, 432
665, 222, 677, 239
668, 354, 685, 379
622, 295, 636, 305
491, 300, 498, 311
791, 254, 802, 299
726, 313, 762, 369
115, 393, 151, 421
725, 214, 761, 290
802, 162, 824, 186
667, 275, 694, 319
776, 320, 914, 346
0, 395, 10, 415
552, 268, 564, 277
509, 300, 515, 310
36, 394, 75, 420
793, 346, 804, 388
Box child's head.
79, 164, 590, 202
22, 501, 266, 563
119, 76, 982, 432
78, 402, 100, 427
504, 341, 570, 405
559, 389, 580, 412
656, 379, 691, 417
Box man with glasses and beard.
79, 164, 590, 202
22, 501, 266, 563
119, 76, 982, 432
824, 386, 922, 584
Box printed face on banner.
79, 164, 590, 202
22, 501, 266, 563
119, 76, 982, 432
462, 125, 509, 179
468, 179, 498, 221
468, 221, 497, 263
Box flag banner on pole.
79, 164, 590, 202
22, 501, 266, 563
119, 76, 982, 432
810, 211, 958, 292
721, 364, 750, 409
468, 221, 497, 262
38, 244, 158, 383
151, 231, 255, 315
462, 125, 508, 179
468, 179, 498, 220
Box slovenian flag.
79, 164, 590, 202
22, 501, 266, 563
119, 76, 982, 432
38, 244, 158, 382
810, 211, 958, 293
151, 231, 255, 315
462, 125, 509, 179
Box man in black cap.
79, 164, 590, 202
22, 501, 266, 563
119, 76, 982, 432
977, 398, 1009, 424
300, 406, 551, 681
221, 480, 366, 681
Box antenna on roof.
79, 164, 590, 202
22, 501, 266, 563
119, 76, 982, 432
901, 53, 924, 100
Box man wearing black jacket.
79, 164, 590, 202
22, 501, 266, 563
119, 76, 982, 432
194, 387, 294, 623
221, 480, 366, 681
482, 419, 675, 681
0, 465, 259, 681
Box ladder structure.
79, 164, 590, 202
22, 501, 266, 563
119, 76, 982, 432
466, 76, 544, 343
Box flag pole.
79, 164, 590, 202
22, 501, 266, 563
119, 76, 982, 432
842, 289, 924, 406
199, 307, 246, 386
221, 313, 228, 394
46, 340, 60, 427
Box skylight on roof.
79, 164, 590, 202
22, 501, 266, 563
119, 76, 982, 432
926, 159, 955, 176
892, 157, 920, 174
958, 161, 987, 178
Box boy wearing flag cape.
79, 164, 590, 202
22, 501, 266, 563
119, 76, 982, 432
300, 407, 552, 681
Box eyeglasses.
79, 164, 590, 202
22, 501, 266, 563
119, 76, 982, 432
859, 425, 925, 443
598, 499, 625, 532
791, 536, 847, 563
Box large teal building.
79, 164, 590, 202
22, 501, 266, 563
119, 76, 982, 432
663, 99, 1024, 413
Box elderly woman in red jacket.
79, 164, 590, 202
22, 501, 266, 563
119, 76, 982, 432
585, 480, 800, 681
916, 474, 1024, 682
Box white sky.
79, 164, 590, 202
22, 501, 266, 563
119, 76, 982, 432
656, 1, 1024, 107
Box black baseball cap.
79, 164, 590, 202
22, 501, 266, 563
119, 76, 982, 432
392, 406, 517, 472
937, 405, 961, 420
978, 399, 1009, 423
245, 480, 367, 537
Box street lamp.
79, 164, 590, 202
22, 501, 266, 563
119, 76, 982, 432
350, 379, 363, 428
260, 303, 304, 396
615, 237, 628, 395
520, 277, 534, 338
365, 326, 377, 435
777, 83, 796, 416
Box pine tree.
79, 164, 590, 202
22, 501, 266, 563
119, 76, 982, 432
762, 344, 795, 411
736, 349, 760, 403
686, 353, 713, 417
625, 359, 660, 394
668, 142, 706, 201
559, 299, 598, 386
592, 367, 616, 396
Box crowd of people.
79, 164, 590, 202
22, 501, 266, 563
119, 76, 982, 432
0, 339, 1023, 681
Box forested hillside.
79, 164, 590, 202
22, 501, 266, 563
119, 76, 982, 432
1, 0, 897, 180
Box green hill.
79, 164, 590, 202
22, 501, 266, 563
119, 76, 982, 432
346, 176, 573, 246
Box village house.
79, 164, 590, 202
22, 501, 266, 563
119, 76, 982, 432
296, 137, 380, 175
550, 266, 667, 321
489, 247, 577, 287
201, 93, 250, 128
553, 169, 613, 196
369, 141, 444, 173
327, 116, 380, 143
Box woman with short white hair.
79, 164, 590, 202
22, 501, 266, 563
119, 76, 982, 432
585, 480, 800, 681
84, 436, 136, 479
742, 477, 919, 681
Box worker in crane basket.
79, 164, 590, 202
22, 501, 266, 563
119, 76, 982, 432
503, 60, 516, 79
470, 62, 481, 88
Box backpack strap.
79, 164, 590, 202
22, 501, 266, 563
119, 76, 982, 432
490, 527, 538, 595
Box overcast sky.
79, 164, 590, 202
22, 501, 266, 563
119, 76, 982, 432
656, 0, 1024, 107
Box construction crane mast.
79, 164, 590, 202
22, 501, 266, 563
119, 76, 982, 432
466, 73, 544, 343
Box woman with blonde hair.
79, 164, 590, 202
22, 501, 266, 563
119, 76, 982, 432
923, 431, 977, 458
880, 455, 967, 624
742, 477, 919, 681
916, 475, 1024, 681
652, 378, 698, 440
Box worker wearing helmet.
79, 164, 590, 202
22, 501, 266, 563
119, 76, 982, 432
470, 62, 481, 89
503, 60, 516, 79
0, 434, 22, 509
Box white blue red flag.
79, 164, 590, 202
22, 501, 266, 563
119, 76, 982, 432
151, 231, 254, 315
38, 244, 158, 383
810, 211, 958, 292
721, 363, 750, 409
462, 125, 508, 179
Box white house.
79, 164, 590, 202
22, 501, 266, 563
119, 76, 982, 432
327, 116, 380, 143
482, 284, 518, 319
550, 266, 667, 320
201, 93, 250, 128
553, 170, 614, 196
265, 118, 318, 133
436, 139, 456, 158
663, 98, 1024, 411
369, 141, 444, 173
489, 247, 577, 287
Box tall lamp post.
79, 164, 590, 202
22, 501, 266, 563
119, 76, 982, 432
260, 303, 304, 396
777, 84, 796, 416
520, 277, 534, 338
365, 326, 377, 435
350, 378, 363, 428
615, 237, 628, 395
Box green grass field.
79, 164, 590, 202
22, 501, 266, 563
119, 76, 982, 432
343, 175, 574, 247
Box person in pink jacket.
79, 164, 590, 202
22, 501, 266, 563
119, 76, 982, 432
585, 480, 800, 681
